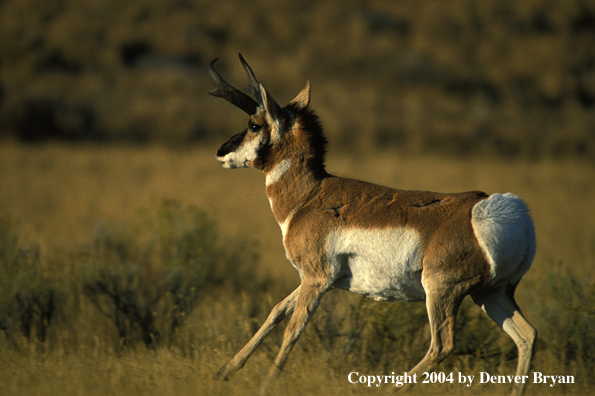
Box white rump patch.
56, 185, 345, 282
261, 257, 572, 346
471, 193, 536, 285
265, 159, 291, 186
326, 228, 425, 302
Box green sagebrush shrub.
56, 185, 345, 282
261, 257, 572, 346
80, 199, 258, 347
0, 218, 62, 345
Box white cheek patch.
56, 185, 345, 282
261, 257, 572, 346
326, 228, 425, 302
268, 120, 283, 142
217, 135, 262, 168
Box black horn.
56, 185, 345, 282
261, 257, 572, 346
208, 58, 260, 115
239, 53, 263, 105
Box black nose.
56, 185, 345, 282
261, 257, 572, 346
217, 130, 247, 157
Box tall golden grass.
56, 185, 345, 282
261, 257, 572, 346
1, 141, 594, 395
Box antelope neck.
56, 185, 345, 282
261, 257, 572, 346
264, 159, 323, 225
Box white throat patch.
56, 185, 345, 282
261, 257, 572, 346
265, 159, 292, 186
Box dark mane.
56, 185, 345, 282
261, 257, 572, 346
286, 102, 329, 177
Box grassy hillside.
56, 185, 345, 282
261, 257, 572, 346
1, 0, 595, 158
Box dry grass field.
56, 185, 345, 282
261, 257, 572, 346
1, 0, 595, 394
0, 141, 594, 395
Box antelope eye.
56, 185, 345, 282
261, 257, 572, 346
249, 121, 262, 133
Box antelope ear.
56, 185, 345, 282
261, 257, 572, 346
289, 81, 311, 109
260, 84, 283, 124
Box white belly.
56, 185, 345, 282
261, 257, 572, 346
326, 228, 426, 302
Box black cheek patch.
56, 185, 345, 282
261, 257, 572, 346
217, 130, 247, 157
249, 140, 271, 170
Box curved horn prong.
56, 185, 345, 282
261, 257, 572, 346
208, 58, 259, 115
238, 53, 263, 104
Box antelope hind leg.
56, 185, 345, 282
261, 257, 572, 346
472, 286, 537, 396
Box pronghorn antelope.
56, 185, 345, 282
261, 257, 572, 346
209, 54, 537, 396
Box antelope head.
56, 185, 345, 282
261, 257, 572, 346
209, 54, 312, 171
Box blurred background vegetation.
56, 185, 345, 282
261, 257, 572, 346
1, 1, 595, 395
1, 0, 594, 157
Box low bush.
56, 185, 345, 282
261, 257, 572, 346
0, 200, 260, 350
0, 218, 62, 346
79, 199, 260, 348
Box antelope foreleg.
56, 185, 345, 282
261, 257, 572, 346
213, 286, 300, 380
260, 282, 327, 394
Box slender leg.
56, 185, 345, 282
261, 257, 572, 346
260, 281, 328, 394
405, 284, 463, 379
471, 287, 537, 396
213, 286, 301, 380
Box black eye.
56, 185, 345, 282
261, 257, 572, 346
249, 121, 262, 133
